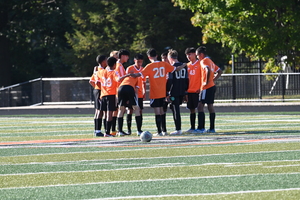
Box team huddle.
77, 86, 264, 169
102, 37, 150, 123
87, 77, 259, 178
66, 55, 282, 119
89, 47, 222, 137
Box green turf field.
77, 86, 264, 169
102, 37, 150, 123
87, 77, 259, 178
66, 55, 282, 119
1, 112, 300, 199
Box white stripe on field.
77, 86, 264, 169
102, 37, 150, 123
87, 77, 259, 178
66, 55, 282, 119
89, 188, 300, 200
1, 172, 300, 190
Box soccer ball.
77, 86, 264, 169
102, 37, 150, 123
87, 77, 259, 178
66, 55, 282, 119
140, 131, 152, 142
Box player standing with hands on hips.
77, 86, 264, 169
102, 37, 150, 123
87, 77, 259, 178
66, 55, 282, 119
196, 46, 222, 133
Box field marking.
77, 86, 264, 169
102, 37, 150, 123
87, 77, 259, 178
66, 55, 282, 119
1, 172, 300, 190
93, 188, 300, 199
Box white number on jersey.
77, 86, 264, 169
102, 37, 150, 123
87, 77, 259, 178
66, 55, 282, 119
102, 77, 112, 87
153, 67, 165, 78
175, 68, 186, 79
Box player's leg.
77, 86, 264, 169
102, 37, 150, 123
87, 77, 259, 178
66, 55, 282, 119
206, 86, 217, 133
136, 98, 144, 136
117, 85, 131, 136
170, 96, 183, 135
105, 95, 116, 137
197, 90, 206, 133
151, 98, 164, 136
186, 93, 199, 133
161, 100, 169, 134
93, 89, 103, 136
126, 108, 133, 135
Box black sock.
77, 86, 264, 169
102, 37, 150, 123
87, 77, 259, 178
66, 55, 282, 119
94, 119, 97, 132
198, 112, 205, 129
127, 114, 132, 133
135, 116, 142, 132
96, 118, 102, 131
210, 113, 216, 130
106, 121, 112, 135
118, 117, 123, 132
103, 119, 107, 131
190, 113, 196, 129
112, 116, 117, 132
161, 114, 166, 132
155, 115, 162, 133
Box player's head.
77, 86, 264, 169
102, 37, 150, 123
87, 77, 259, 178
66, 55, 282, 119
167, 49, 178, 64
107, 56, 117, 70
110, 51, 118, 59
196, 46, 206, 60
118, 49, 130, 63
161, 52, 169, 64
134, 53, 144, 67
185, 47, 197, 62
96, 55, 107, 66
147, 48, 157, 58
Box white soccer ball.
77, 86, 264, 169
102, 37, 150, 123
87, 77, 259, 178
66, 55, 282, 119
140, 131, 152, 142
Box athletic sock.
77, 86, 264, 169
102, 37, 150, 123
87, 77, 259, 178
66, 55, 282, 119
190, 113, 196, 129
135, 116, 142, 132
198, 112, 205, 130
103, 119, 107, 131
126, 114, 132, 133
210, 113, 216, 130
94, 119, 98, 132
118, 117, 124, 132
161, 114, 167, 132
106, 121, 112, 135
112, 116, 117, 132
96, 118, 102, 131
155, 115, 162, 133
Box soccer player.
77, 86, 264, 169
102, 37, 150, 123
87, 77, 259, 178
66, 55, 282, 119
116, 69, 142, 137
100, 57, 129, 137
167, 49, 189, 135
125, 53, 146, 136
184, 47, 201, 134
196, 46, 223, 133
130, 48, 186, 136
111, 49, 130, 135
89, 55, 107, 137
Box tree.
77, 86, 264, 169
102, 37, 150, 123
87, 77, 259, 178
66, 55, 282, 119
65, 0, 210, 76
0, 0, 72, 86
172, 0, 300, 62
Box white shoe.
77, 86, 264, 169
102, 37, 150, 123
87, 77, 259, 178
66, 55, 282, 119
117, 131, 129, 137
170, 130, 182, 135
153, 132, 163, 136
162, 131, 168, 136
137, 131, 142, 136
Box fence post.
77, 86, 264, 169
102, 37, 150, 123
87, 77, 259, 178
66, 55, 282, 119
282, 74, 285, 102
40, 77, 44, 105
231, 55, 236, 101
258, 59, 262, 99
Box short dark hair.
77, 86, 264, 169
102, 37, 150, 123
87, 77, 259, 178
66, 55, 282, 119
96, 55, 107, 64
118, 49, 130, 58
161, 51, 168, 58
185, 47, 196, 54
134, 53, 144, 60
147, 48, 157, 57
196, 46, 206, 54
107, 57, 117, 68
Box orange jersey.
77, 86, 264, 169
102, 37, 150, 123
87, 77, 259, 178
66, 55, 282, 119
119, 76, 139, 89
126, 65, 145, 98
100, 69, 119, 97
89, 66, 103, 90
187, 60, 201, 93
140, 61, 175, 99
115, 61, 126, 77
200, 57, 220, 90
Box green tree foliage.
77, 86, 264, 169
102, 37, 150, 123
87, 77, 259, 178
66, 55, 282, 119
65, 0, 205, 76
172, 0, 300, 61
0, 0, 72, 86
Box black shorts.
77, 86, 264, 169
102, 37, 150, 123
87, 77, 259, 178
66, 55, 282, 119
118, 85, 138, 107
170, 95, 184, 106
101, 95, 117, 111
93, 89, 101, 110
150, 98, 165, 108
127, 98, 144, 110
187, 93, 199, 109
200, 86, 216, 104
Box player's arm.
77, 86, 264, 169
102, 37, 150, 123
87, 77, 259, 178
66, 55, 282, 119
214, 68, 223, 81
175, 63, 187, 71
117, 73, 131, 82
130, 72, 142, 78
203, 67, 210, 86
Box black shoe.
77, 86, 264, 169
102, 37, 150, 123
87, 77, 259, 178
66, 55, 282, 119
94, 132, 104, 137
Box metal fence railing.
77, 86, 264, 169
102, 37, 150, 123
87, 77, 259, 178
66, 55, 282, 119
1, 73, 300, 107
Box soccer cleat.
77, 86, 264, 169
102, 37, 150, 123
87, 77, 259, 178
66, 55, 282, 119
137, 131, 143, 136
185, 129, 197, 134
104, 133, 114, 137
162, 131, 168, 136
127, 131, 132, 135
117, 131, 130, 137
153, 132, 163, 136
94, 131, 104, 137
110, 131, 117, 136
196, 129, 207, 134
170, 130, 182, 135
206, 129, 216, 133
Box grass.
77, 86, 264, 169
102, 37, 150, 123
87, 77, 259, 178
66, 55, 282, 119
0, 112, 300, 199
